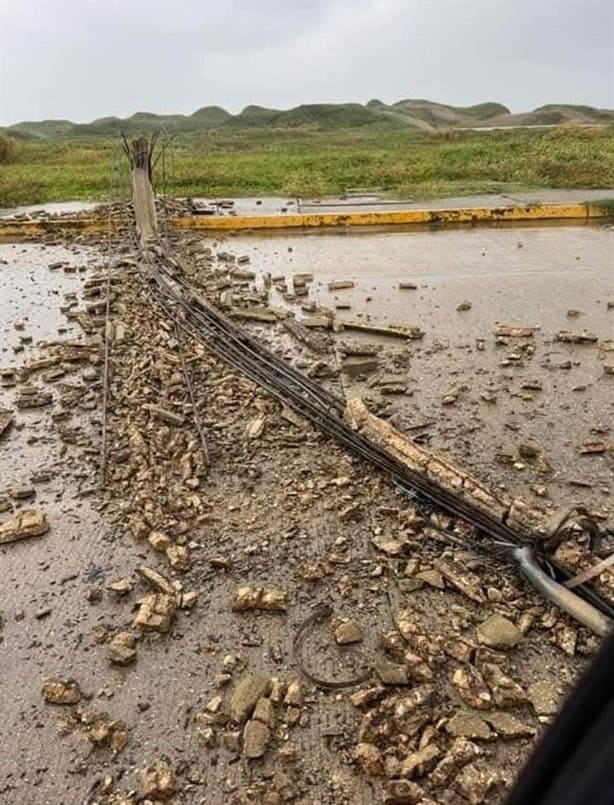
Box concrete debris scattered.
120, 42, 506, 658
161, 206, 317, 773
42, 678, 82, 704
2, 200, 612, 804
232, 586, 288, 612
0, 510, 49, 544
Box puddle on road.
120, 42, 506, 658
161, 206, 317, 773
0, 242, 101, 364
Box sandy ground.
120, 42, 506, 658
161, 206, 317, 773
0, 221, 613, 805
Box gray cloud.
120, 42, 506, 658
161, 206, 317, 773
1, 0, 612, 125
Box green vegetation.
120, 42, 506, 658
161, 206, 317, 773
1, 124, 614, 207
0, 133, 20, 165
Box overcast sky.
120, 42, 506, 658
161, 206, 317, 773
1, 0, 613, 125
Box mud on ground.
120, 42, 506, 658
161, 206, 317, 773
1, 215, 613, 805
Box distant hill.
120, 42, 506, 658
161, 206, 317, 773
4, 100, 613, 138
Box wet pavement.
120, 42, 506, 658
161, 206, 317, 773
221, 223, 614, 516
1, 223, 613, 803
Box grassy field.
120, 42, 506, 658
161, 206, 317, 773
1, 125, 614, 207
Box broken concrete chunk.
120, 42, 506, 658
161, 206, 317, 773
446, 711, 494, 741
434, 560, 485, 603
340, 321, 424, 340
231, 675, 271, 724
477, 614, 522, 649
400, 743, 442, 779
166, 543, 189, 571
334, 619, 364, 645
232, 586, 287, 612
243, 719, 270, 758
15, 387, 53, 408
431, 737, 481, 788
453, 763, 500, 805
137, 565, 174, 595
353, 742, 384, 776
106, 577, 133, 596
451, 667, 492, 710
284, 680, 303, 707
527, 680, 560, 717
143, 403, 185, 426
246, 414, 266, 439
555, 330, 598, 344
484, 711, 536, 739
139, 760, 176, 801
482, 663, 527, 709
399, 282, 418, 290
342, 357, 379, 377
576, 441, 610, 454
42, 677, 82, 704
253, 697, 275, 727
456, 300, 472, 312
107, 632, 137, 665
374, 658, 410, 686
494, 325, 535, 338
133, 593, 176, 633
86, 712, 129, 754
328, 280, 355, 291
148, 530, 171, 552
0, 411, 13, 439
0, 510, 48, 544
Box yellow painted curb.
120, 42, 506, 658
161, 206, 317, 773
0, 203, 611, 238
172, 203, 611, 231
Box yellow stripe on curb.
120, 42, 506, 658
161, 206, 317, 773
0, 203, 611, 238
172, 203, 611, 231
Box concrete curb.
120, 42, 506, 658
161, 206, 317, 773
1, 202, 612, 238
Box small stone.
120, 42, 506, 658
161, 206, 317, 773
42, 677, 82, 704
353, 742, 384, 776
477, 614, 522, 649
431, 738, 481, 788
482, 663, 527, 709
527, 680, 560, 717
399, 743, 442, 778
334, 619, 364, 644
206, 695, 223, 713
243, 719, 270, 759
0, 510, 48, 544
453, 763, 500, 804
107, 632, 137, 665
133, 593, 176, 633
446, 712, 493, 741
179, 590, 198, 609
231, 675, 271, 724
246, 414, 266, 439
384, 779, 425, 804
222, 731, 241, 753
148, 530, 171, 552
166, 543, 189, 571
456, 300, 472, 311
139, 760, 176, 800
137, 565, 174, 595
106, 577, 132, 596
253, 697, 275, 727
414, 569, 445, 589
374, 658, 410, 686
451, 667, 492, 710
284, 680, 303, 707
484, 711, 536, 739
10, 483, 35, 500
232, 586, 287, 612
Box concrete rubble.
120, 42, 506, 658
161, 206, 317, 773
1, 204, 612, 803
